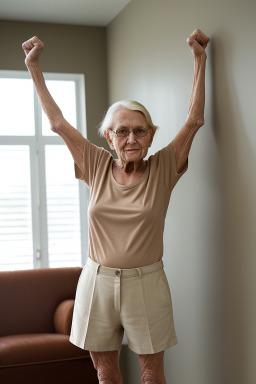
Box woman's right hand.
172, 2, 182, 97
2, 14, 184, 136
22, 36, 44, 65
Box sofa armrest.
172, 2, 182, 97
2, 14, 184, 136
53, 299, 74, 335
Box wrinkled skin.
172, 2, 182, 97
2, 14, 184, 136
139, 351, 166, 384
90, 350, 166, 384
90, 351, 123, 384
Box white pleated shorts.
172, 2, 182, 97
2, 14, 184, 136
69, 257, 178, 354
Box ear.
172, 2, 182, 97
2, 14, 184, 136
104, 129, 115, 151
148, 130, 155, 147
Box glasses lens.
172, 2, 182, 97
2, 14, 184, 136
116, 128, 129, 137
134, 128, 147, 137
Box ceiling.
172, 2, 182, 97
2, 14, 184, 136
0, 0, 132, 27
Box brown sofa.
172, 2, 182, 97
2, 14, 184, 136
0, 267, 98, 384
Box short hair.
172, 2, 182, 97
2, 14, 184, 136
97, 100, 159, 138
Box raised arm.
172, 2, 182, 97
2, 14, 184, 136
22, 36, 85, 173
172, 29, 210, 173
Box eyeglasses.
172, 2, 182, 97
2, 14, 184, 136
110, 127, 150, 138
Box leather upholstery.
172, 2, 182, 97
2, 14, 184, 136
54, 299, 75, 335
0, 267, 98, 383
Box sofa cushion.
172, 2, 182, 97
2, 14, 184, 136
54, 300, 74, 335
0, 334, 89, 366
0, 267, 82, 337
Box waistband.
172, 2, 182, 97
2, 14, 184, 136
85, 257, 164, 278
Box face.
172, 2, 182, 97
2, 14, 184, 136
104, 108, 154, 166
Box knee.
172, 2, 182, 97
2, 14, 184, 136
97, 365, 122, 383
89, 351, 123, 383
90, 355, 122, 383
141, 368, 164, 384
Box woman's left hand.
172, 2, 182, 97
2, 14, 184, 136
187, 29, 210, 59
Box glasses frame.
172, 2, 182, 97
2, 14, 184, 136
109, 127, 151, 139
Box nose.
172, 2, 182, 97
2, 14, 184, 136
127, 130, 137, 143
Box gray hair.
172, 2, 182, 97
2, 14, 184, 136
97, 100, 159, 138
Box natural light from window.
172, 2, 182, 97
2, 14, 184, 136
0, 78, 35, 136
0, 72, 86, 271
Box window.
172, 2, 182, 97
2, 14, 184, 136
0, 71, 88, 271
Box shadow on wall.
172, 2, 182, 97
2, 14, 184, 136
211, 34, 256, 384
120, 346, 141, 384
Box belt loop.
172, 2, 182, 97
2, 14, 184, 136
136, 267, 142, 278
96, 265, 100, 275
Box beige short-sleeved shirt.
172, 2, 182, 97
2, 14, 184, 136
74, 138, 188, 268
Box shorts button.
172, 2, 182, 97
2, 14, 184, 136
115, 270, 121, 276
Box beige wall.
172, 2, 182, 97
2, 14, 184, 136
1, 3, 256, 382
108, 0, 256, 383
0, 20, 108, 147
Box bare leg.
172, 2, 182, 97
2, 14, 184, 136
90, 350, 123, 384
139, 350, 166, 384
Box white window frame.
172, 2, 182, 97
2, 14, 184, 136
0, 70, 89, 269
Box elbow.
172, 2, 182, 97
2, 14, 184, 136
50, 121, 60, 134
49, 116, 65, 134
50, 122, 58, 133
195, 117, 205, 129
186, 116, 205, 131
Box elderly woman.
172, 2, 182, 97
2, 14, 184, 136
22, 29, 209, 384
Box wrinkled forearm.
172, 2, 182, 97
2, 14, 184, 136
172, 56, 207, 173
25, 61, 63, 129
187, 55, 206, 129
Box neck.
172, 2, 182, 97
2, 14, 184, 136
115, 159, 146, 174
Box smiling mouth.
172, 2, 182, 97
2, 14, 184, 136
127, 149, 139, 151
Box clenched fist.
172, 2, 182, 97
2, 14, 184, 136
22, 36, 44, 65
187, 29, 210, 59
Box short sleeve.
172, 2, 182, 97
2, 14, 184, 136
158, 140, 188, 191
74, 138, 103, 189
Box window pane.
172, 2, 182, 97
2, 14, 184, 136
45, 145, 82, 268
0, 146, 34, 270
0, 78, 35, 136
42, 80, 77, 136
